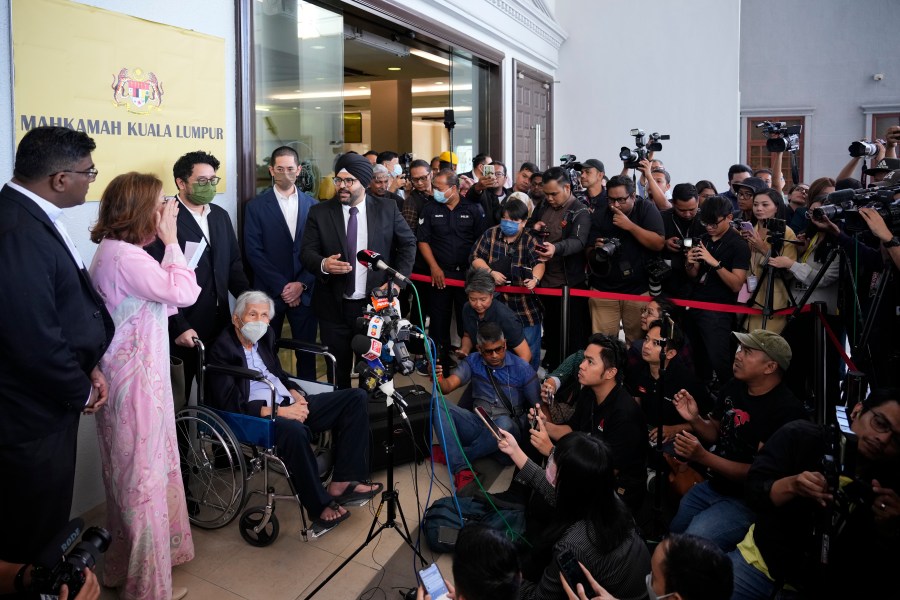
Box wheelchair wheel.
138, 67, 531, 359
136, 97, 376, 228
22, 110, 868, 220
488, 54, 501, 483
176, 406, 247, 529
239, 507, 279, 547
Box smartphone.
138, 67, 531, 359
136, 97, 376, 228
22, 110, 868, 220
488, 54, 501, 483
557, 549, 592, 594
419, 563, 451, 600
482, 164, 495, 178
740, 220, 755, 233
474, 406, 503, 441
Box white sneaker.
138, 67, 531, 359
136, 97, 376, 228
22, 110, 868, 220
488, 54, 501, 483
172, 586, 188, 600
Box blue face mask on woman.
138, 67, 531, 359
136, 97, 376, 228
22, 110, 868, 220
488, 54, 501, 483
500, 219, 520, 236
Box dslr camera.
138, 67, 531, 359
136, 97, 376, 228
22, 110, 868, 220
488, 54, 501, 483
673, 237, 697, 251
645, 257, 673, 296
30, 519, 111, 598
587, 238, 621, 278
848, 139, 884, 158
812, 185, 900, 235
619, 128, 670, 169
755, 121, 802, 153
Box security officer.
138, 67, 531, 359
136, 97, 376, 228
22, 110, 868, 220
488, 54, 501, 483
418, 169, 488, 367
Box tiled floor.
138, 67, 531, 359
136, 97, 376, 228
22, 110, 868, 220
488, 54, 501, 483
82, 371, 514, 600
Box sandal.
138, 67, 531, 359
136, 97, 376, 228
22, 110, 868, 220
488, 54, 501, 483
330, 481, 384, 505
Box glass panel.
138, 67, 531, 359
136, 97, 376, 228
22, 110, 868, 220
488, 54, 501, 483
451, 51, 492, 171
873, 113, 900, 141
254, 0, 344, 200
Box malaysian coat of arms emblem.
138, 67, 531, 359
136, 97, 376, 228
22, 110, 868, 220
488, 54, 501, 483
112, 67, 164, 114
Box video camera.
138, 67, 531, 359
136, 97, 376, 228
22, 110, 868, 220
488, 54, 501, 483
848, 139, 885, 158
763, 217, 787, 253
398, 152, 414, 177
673, 237, 698, 251
29, 518, 111, 598
812, 185, 900, 234
619, 128, 670, 169
755, 121, 802, 153
559, 153, 587, 200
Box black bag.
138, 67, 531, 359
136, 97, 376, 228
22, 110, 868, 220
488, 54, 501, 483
368, 384, 431, 471
422, 495, 526, 553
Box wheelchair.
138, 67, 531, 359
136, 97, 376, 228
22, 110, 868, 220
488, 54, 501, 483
175, 337, 336, 546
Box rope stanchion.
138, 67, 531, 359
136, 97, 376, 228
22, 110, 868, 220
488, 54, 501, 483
815, 309, 857, 372
408, 273, 812, 317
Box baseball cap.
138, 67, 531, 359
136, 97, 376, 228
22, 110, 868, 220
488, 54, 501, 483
864, 157, 900, 175
733, 329, 792, 370
582, 158, 605, 172
733, 176, 768, 195
877, 169, 900, 187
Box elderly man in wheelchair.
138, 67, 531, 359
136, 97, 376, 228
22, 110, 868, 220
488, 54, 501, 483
206, 290, 383, 533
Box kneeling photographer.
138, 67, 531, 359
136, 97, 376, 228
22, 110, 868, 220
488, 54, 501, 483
661, 183, 706, 298
586, 175, 665, 345
729, 388, 900, 598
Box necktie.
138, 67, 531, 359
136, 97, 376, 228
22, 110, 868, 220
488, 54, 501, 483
346, 206, 359, 296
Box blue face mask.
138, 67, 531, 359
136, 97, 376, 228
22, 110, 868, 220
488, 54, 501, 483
433, 188, 449, 203
393, 164, 402, 177
500, 219, 520, 236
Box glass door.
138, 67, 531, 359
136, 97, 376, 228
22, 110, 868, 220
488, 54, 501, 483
254, 0, 344, 199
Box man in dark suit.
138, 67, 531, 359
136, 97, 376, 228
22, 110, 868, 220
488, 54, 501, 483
301, 152, 417, 389
0, 126, 115, 562
244, 146, 317, 380
147, 150, 249, 404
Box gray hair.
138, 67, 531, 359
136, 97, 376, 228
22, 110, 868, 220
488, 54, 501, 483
476, 321, 505, 346
234, 290, 275, 319
372, 163, 392, 179
465, 267, 496, 295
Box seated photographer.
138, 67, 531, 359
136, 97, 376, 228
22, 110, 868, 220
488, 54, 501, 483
456, 268, 532, 366
661, 183, 706, 298
740, 189, 798, 334
625, 320, 709, 448
587, 174, 665, 346
668, 329, 807, 551
207, 291, 382, 532
470, 199, 545, 370
496, 431, 650, 600
728, 388, 900, 598
431, 322, 540, 492
536, 334, 648, 512
683, 196, 750, 385
560, 533, 734, 600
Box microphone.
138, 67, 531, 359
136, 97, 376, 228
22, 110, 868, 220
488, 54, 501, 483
357, 249, 409, 284
35, 518, 84, 568
351, 334, 383, 361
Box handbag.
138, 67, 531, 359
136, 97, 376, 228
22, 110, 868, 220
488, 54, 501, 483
170, 355, 186, 412
663, 453, 704, 498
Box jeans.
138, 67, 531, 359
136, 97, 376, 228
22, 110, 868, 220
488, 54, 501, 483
727, 549, 802, 600
523, 323, 542, 372
432, 401, 525, 474
668, 481, 756, 551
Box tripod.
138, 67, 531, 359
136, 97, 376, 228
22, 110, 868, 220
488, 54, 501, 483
304, 388, 427, 599
746, 227, 798, 329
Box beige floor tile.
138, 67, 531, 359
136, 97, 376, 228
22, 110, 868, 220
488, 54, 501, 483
296, 555, 381, 600
172, 569, 250, 600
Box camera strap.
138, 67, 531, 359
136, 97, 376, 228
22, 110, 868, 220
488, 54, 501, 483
486, 367, 520, 417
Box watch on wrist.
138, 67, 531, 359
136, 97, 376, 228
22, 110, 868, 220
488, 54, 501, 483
713, 262, 724, 270
884, 236, 900, 248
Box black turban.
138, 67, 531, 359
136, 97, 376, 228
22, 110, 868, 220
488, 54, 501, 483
335, 152, 373, 188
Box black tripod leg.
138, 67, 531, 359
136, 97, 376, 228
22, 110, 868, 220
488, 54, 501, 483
393, 492, 428, 564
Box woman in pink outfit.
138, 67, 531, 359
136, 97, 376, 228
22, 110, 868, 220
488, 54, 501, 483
89, 172, 201, 600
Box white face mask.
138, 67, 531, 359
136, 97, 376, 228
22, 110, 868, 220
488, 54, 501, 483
393, 163, 403, 177
240, 320, 268, 344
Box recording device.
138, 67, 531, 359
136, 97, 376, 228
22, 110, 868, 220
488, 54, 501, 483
812, 185, 900, 234
848, 140, 883, 158
619, 128, 670, 169
482, 164, 495, 178
29, 519, 111, 598
763, 217, 787, 252
556, 549, 592, 594
587, 238, 622, 278
645, 257, 673, 296
474, 406, 503, 442
755, 121, 802, 153
673, 237, 696, 251
558, 153, 586, 200
357, 249, 409, 284
418, 563, 451, 600
739, 220, 755, 233
398, 152, 413, 177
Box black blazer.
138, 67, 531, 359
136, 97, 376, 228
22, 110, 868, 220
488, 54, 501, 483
206, 327, 301, 418
0, 184, 115, 444
243, 187, 316, 308
300, 195, 416, 323
147, 200, 249, 343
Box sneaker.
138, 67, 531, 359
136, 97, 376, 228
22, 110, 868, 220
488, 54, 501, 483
453, 469, 476, 491
431, 444, 447, 465
415, 360, 432, 377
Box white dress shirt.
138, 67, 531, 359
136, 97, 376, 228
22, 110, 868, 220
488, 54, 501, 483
181, 198, 211, 241
274, 185, 299, 240
342, 199, 369, 300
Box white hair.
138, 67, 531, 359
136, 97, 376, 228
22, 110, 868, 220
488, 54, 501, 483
234, 290, 275, 319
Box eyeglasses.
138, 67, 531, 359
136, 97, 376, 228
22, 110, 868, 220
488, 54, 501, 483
333, 177, 359, 187
701, 217, 727, 228
273, 167, 298, 174
480, 345, 506, 356
52, 168, 99, 181
640, 307, 659, 316
869, 410, 900, 448
608, 195, 632, 205
195, 176, 221, 186
411, 175, 431, 183
737, 189, 754, 197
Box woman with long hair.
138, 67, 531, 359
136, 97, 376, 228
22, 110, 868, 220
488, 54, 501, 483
496, 431, 649, 600
89, 172, 201, 600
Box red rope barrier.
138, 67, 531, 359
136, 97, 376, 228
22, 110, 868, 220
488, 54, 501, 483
815, 310, 857, 371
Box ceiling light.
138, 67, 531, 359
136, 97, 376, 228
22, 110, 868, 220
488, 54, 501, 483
411, 106, 472, 115
388, 67, 401, 71
311, 45, 325, 50
315, 106, 321, 110
434, 82, 444, 85
410, 48, 450, 67
358, 85, 368, 89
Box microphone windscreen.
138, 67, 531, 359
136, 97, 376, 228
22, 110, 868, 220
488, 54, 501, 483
351, 334, 375, 355
35, 518, 85, 568
357, 249, 381, 267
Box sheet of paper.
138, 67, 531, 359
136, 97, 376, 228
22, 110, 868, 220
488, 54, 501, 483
185, 238, 207, 270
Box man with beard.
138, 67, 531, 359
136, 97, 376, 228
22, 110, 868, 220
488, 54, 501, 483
579, 158, 607, 212
661, 183, 705, 298
300, 152, 416, 388
369, 163, 403, 211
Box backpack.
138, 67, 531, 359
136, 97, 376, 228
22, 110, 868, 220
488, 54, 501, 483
422, 495, 526, 553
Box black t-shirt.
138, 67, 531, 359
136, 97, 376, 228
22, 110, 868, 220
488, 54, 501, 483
707, 378, 807, 495
625, 359, 710, 427
461, 299, 525, 349
587, 197, 665, 293
689, 227, 750, 304
660, 210, 705, 298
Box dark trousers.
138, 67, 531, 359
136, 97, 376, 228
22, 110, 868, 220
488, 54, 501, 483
319, 298, 369, 389
275, 388, 370, 518
686, 308, 736, 384
428, 266, 467, 354
541, 290, 589, 370
270, 302, 318, 381
0, 423, 78, 562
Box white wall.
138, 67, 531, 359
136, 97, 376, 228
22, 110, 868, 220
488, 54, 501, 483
0, 0, 237, 516
554, 0, 742, 189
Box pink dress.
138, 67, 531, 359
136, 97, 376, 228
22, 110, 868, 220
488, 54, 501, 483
90, 240, 202, 600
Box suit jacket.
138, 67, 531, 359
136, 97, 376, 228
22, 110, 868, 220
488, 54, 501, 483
146, 200, 250, 343
243, 187, 316, 309
300, 194, 416, 323
0, 184, 115, 444
206, 326, 301, 418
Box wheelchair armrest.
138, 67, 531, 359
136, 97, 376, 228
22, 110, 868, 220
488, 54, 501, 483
275, 338, 329, 355
205, 364, 265, 381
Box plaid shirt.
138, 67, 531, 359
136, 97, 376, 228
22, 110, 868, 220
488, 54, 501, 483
470, 226, 544, 326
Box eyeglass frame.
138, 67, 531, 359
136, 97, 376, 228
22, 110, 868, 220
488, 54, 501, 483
869, 409, 900, 448
51, 168, 99, 181
608, 194, 634, 205
332, 176, 359, 187
272, 166, 298, 174
194, 176, 221, 186
701, 217, 727, 228
479, 343, 507, 356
